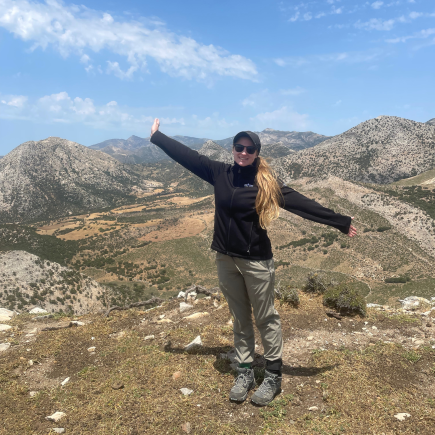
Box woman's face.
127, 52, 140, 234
232, 136, 258, 167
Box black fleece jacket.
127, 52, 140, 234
150, 131, 351, 260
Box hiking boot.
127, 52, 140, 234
251, 370, 282, 406
229, 367, 256, 402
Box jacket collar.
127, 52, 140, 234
233, 159, 258, 175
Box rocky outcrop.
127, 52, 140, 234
426, 118, 435, 126
0, 137, 146, 223
275, 116, 435, 184
197, 141, 233, 164
0, 250, 105, 314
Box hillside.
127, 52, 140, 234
275, 116, 435, 184
89, 135, 208, 164
215, 129, 330, 152
392, 168, 435, 187
1, 291, 434, 434
0, 250, 105, 315
0, 137, 146, 223
427, 118, 435, 126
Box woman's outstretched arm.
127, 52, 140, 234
150, 118, 227, 186
280, 184, 357, 236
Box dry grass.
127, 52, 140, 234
1, 296, 435, 434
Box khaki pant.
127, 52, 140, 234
215, 252, 283, 364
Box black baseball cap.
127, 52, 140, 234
233, 131, 261, 154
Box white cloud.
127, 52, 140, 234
0, 0, 257, 82
0, 91, 185, 129
80, 54, 90, 64
250, 106, 309, 131
280, 87, 306, 96
371, 2, 384, 10
1, 95, 28, 107
274, 49, 383, 67
386, 27, 435, 43
355, 18, 396, 31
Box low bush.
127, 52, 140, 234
323, 283, 366, 316
377, 226, 392, 232
303, 272, 331, 294
279, 287, 300, 307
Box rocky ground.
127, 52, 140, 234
1, 291, 435, 434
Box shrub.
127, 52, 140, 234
323, 284, 366, 316
377, 226, 392, 232
385, 277, 406, 283
279, 287, 300, 307
303, 272, 330, 294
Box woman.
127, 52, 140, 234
149, 119, 357, 406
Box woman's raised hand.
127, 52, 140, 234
348, 217, 357, 238
151, 118, 160, 136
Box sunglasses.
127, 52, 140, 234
233, 144, 257, 154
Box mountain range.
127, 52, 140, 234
89, 129, 330, 164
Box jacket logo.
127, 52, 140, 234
244, 183, 254, 187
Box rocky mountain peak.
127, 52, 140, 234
275, 115, 435, 184
0, 137, 145, 223
427, 118, 435, 126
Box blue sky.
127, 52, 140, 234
0, 0, 434, 155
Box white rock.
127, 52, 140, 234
70, 321, 85, 326
309, 406, 319, 411
61, 377, 70, 386
156, 318, 172, 324
400, 297, 430, 311
87, 346, 96, 352
213, 299, 219, 308
29, 391, 37, 397
414, 340, 424, 345
184, 335, 202, 350
180, 388, 193, 396
52, 429, 65, 434
0, 343, 11, 352
0, 324, 12, 331
307, 336, 314, 341
177, 291, 186, 299
159, 314, 165, 319
0, 308, 15, 319
45, 412, 66, 422
180, 302, 193, 313
144, 335, 155, 341
367, 303, 383, 308
0, 315, 11, 322
394, 413, 411, 421
183, 312, 209, 320
372, 326, 378, 330
29, 307, 48, 314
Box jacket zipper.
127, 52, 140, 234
247, 222, 254, 255
226, 188, 236, 254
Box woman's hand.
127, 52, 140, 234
348, 217, 357, 238
151, 118, 160, 137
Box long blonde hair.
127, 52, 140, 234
255, 156, 283, 229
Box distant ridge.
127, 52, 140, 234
89, 129, 328, 164
0, 137, 145, 223
214, 128, 330, 151
274, 116, 435, 184
90, 135, 208, 164
427, 118, 435, 126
